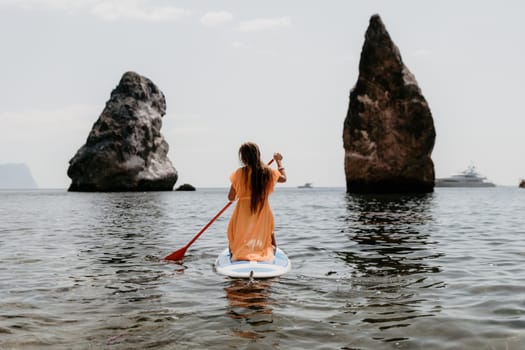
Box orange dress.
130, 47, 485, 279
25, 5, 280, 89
227, 167, 281, 261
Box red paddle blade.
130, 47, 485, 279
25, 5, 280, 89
164, 246, 187, 261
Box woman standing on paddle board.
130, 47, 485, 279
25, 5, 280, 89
227, 142, 287, 261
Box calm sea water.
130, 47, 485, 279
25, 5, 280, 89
1, 187, 524, 349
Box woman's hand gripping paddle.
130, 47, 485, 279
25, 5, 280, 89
164, 159, 274, 262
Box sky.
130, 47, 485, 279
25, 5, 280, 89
1, 0, 525, 188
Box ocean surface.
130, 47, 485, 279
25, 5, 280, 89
1, 187, 524, 350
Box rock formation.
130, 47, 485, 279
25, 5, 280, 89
343, 14, 436, 193
175, 183, 196, 191
0, 163, 38, 189
67, 71, 178, 191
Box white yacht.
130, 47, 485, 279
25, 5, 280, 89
435, 166, 495, 187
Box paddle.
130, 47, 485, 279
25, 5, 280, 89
164, 158, 275, 262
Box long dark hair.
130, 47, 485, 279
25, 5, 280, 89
239, 142, 271, 214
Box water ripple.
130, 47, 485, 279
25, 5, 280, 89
1, 188, 525, 349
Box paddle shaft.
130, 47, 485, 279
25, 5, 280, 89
184, 200, 233, 250
164, 158, 275, 261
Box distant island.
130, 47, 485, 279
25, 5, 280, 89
0, 163, 38, 189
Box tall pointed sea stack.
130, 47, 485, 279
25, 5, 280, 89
343, 15, 435, 193
68, 71, 178, 191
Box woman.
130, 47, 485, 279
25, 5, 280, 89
227, 142, 287, 261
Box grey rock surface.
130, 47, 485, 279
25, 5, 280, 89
175, 183, 196, 191
68, 71, 177, 191
343, 15, 436, 193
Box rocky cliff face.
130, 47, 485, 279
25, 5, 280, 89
343, 15, 435, 193
67, 71, 178, 191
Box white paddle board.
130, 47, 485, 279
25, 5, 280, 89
215, 247, 291, 278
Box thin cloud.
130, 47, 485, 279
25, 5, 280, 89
168, 127, 211, 136
230, 41, 280, 57
0, 0, 83, 11
1, 104, 98, 130
200, 11, 233, 27
90, 1, 190, 22
163, 113, 210, 136
238, 17, 292, 32
413, 48, 432, 56
231, 41, 250, 49
0, 0, 191, 22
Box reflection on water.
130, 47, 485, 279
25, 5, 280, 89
224, 279, 275, 340
3, 188, 525, 349
79, 193, 172, 264
73, 193, 173, 303
67, 193, 179, 348
339, 193, 445, 340
341, 193, 442, 276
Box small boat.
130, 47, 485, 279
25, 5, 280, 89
215, 248, 291, 278
298, 182, 313, 189
519, 179, 525, 188
435, 166, 495, 187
